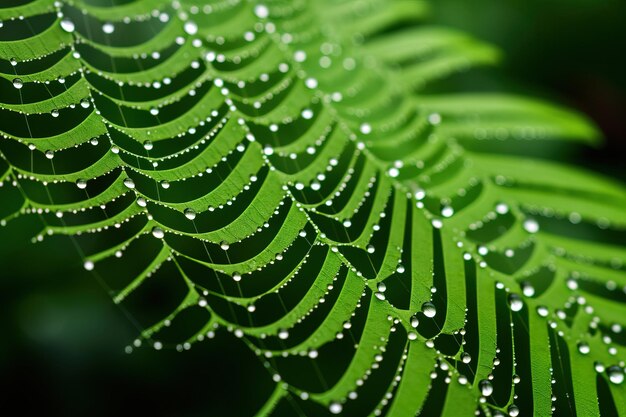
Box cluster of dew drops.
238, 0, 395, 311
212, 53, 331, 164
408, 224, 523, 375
4, 2, 625, 415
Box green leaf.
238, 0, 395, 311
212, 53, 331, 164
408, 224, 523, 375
0, 0, 624, 416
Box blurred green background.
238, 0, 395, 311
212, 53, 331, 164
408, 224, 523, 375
1, 1, 625, 415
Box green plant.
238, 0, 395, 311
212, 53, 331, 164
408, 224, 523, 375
1, 0, 624, 415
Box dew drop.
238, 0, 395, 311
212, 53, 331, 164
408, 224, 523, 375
76, 179, 87, 189
80, 98, 90, 108
377, 282, 386, 292
461, 352, 472, 364
408, 331, 417, 341
508, 293, 524, 312
232, 271, 242, 282
441, 206, 454, 218
220, 241, 230, 250
254, 4, 269, 18
479, 379, 493, 396
537, 305, 549, 317
521, 282, 535, 297
595, 362, 605, 373
60, 18, 75, 33
422, 302, 436, 318
278, 329, 289, 340
12, 78, 23, 89
577, 342, 590, 355
410, 316, 419, 328
495, 203, 509, 214
160, 180, 170, 189
374, 292, 386, 301
523, 218, 539, 234
123, 178, 135, 189
608, 366, 624, 384
151, 227, 164, 239
508, 404, 520, 417
184, 21, 198, 35
329, 402, 342, 415
83, 260, 94, 271
360, 123, 372, 135
184, 208, 196, 220
102, 22, 114, 34
428, 113, 442, 125
143, 140, 153, 151
45, 150, 54, 159
51, 109, 60, 117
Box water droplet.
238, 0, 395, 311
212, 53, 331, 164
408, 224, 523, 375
479, 379, 493, 396
508, 294, 524, 312
76, 179, 87, 189
254, 4, 269, 18
45, 150, 54, 159
495, 203, 509, 214
508, 404, 520, 416
83, 260, 94, 271
523, 219, 539, 234
595, 362, 605, 373
304, 77, 318, 90
151, 227, 164, 239
441, 206, 454, 218
123, 178, 135, 189
461, 352, 472, 364
278, 329, 289, 340
428, 113, 442, 125
375, 292, 386, 301
184, 21, 198, 35
137, 197, 147, 207
12, 78, 23, 89
160, 180, 170, 189
422, 302, 436, 318
51, 109, 60, 117
9, 57, 17, 66
102, 22, 114, 34
360, 123, 372, 135
537, 305, 549, 317
80, 98, 90, 108
578, 342, 590, 355
143, 140, 153, 151
60, 18, 75, 33
608, 366, 624, 384
522, 282, 535, 297
410, 316, 419, 328
329, 402, 342, 414
377, 282, 386, 292
232, 272, 242, 281
220, 241, 230, 250
408, 331, 417, 341
184, 208, 196, 220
